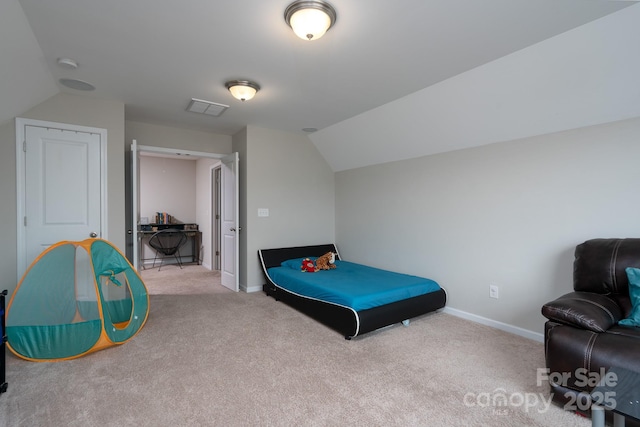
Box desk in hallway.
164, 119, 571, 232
138, 224, 201, 269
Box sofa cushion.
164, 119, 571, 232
542, 291, 622, 332
573, 238, 640, 295
545, 322, 640, 404
607, 324, 640, 339
619, 267, 640, 327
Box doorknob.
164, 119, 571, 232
90, 232, 98, 238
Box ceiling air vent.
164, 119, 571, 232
186, 98, 229, 117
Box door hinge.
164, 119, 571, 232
215, 214, 219, 219
24, 216, 27, 226
215, 251, 220, 256
23, 141, 26, 152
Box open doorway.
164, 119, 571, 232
129, 142, 239, 292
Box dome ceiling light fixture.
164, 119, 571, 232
225, 80, 260, 101
284, 0, 337, 41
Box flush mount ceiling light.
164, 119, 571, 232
225, 80, 260, 101
284, 0, 336, 41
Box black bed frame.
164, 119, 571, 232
258, 244, 446, 339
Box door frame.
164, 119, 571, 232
15, 118, 108, 278
211, 165, 221, 270
131, 143, 227, 272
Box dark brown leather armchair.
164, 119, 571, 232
541, 238, 640, 420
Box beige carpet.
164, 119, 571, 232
140, 264, 231, 295
0, 268, 590, 427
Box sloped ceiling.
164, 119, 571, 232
2, 0, 638, 171
0, 1, 57, 128
311, 3, 640, 171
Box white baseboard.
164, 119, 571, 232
442, 307, 544, 343
243, 284, 263, 293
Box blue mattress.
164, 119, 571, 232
266, 259, 441, 311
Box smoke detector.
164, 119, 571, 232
57, 58, 78, 69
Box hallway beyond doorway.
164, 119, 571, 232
140, 265, 231, 295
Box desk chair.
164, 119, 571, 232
148, 229, 188, 271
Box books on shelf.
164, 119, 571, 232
155, 212, 173, 224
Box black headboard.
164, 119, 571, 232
258, 244, 340, 270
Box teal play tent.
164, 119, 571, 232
6, 239, 149, 362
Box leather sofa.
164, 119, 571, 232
542, 238, 640, 421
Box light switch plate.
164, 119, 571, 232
258, 208, 269, 217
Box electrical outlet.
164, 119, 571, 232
489, 285, 499, 299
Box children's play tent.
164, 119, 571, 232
6, 239, 149, 362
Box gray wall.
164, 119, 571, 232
237, 126, 335, 291
125, 120, 232, 153
139, 156, 197, 224
0, 92, 125, 297
335, 116, 640, 334
0, 115, 20, 296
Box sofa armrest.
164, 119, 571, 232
542, 291, 622, 332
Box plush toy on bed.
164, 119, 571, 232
315, 252, 337, 270
301, 258, 317, 273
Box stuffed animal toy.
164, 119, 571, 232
315, 252, 337, 270
301, 258, 317, 273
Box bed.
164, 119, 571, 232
258, 244, 446, 339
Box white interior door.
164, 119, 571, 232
221, 152, 239, 292
17, 120, 106, 276
131, 139, 140, 271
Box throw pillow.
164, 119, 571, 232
619, 267, 640, 327
281, 257, 314, 270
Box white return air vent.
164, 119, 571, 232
186, 98, 229, 117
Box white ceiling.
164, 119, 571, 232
12, 0, 636, 139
